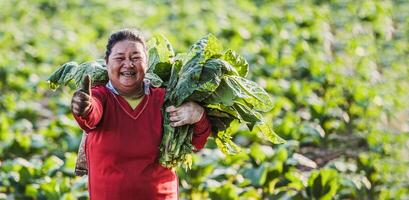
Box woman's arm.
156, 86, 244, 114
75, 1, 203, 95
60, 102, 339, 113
191, 113, 212, 150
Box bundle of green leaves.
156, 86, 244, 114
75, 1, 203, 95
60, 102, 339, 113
48, 34, 284, 169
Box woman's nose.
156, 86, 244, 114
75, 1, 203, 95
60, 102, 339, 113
124, 59, 134, 68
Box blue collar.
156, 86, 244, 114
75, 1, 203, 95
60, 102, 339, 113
106, 81, 119, 95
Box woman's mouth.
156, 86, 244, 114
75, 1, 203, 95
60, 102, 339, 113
120, 71, 136, 77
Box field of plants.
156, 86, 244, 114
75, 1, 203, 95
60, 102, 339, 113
0, 0, 408, 199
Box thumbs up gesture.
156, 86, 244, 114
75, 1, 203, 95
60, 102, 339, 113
71, 75, 92, 117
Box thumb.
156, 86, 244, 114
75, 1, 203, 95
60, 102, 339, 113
81, 75, 92, 95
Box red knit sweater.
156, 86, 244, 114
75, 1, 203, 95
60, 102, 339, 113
73, 86, 211, 200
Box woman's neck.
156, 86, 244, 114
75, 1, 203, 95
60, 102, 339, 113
111, 81, 144, 99
120, 88, 144, 99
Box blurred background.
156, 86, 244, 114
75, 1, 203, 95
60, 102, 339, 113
0, 0, 408, 199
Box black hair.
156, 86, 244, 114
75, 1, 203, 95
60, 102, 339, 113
105, 28, 147, 62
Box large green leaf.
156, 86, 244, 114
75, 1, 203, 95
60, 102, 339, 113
229, 76, 274, 112
223, 49, 249, 77
190, 33, 223, 61
204, 76, 274, 112
147, 34, 174, 84
47, 61, 78, 90
74, 60, 108, 87
168, 54, 203, 106
188, 59, 223, 102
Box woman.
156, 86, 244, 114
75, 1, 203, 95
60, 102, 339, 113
71, 29, 211, 199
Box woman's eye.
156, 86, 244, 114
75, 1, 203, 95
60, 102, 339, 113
132, 57, 142, 61
115, 57, 124, 61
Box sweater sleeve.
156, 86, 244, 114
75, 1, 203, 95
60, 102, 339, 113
73, 86, 105, 132
192, 112, 212, 150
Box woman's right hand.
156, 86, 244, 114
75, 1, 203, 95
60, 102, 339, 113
71, 75, 92, 117
166, 101, 204, 127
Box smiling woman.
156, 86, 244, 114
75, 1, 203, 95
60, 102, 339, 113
70, 29, 212, 200
105, 33, 148, 99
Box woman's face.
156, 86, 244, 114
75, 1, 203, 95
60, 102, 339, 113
107, 40, 147, 96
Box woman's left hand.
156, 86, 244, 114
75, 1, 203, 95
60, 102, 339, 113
166, 102, 204, 127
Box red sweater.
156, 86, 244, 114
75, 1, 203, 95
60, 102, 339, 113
73, 86, 211, 200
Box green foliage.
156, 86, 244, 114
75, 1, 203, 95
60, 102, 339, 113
48, 60, 108, 90
1, 0, 409, 199
159, 34, 282, 168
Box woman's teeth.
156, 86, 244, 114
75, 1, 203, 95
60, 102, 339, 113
120, 71, 136, 77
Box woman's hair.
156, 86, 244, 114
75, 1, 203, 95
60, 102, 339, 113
105, 28, 147, 61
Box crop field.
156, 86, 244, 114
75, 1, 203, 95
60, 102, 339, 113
0, 0, 408, 199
